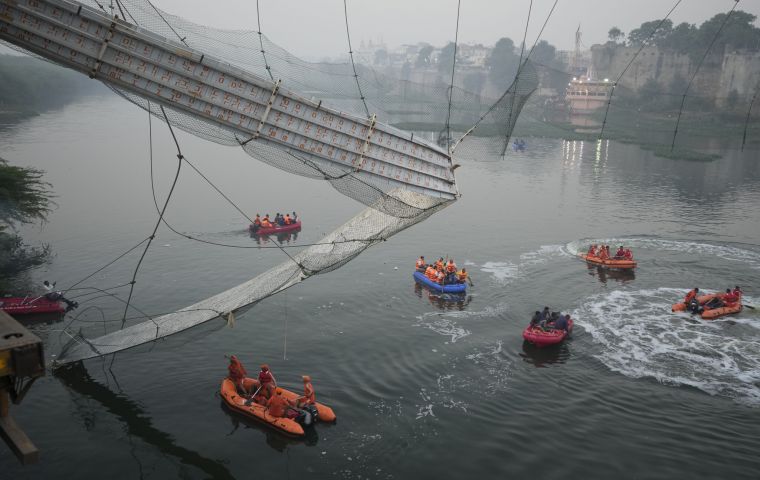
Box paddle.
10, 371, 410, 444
743, 304, 755, 310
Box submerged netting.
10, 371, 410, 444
0, 0, 536, 364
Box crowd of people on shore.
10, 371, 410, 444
227, 356, 316, 419
415, 256, 471, 285
252, 212, 299, 230
529, 306, 572, 332
587, 244, 634, 261
683, 286, 743, 313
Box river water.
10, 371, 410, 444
2, 95, 760, 479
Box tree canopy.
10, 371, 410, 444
486, 37, 520, 87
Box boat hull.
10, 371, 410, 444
0, 296, 65, 315
413, 271, 467, 293
522, 320, 574, 347
249, 221, 302, 235
578, 253, 636, 270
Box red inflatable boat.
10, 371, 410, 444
522, 319, 574, 347
249, 221, 302, 236
0, 295, 65, 315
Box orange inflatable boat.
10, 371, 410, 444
578, 253, 636, 270
220, 377, 336, 437
672, 293, 742, 320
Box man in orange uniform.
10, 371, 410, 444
284, 213, 292, 225
623, 248, 633, 260
297, 375, 316, 408
446, 259, 457, 274
227, 355, 248, 394
722, 288, 740, 306
261, 214, 273, 228
416, 256, 426, 271
258, 364, 277, 399
588, 244, 597, 256
615, 246, 626, 259
425, 264, 437, 280
598, 246, 609, 260
435, 257, 444, 270
457, 268, 471, 285
266, 391, 291, 418
683, 288, 699, 304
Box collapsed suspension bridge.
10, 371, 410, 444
0, 0, 538, 365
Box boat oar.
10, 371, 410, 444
743, 304, 755, 310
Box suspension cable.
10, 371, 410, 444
444, 0, 462, 153
670, 1, 740, 152
501, 0, 533, 157
741, 85, 757, 151
255, 0, 275, 81
598, 0, 683, 140
342, 0, 370, 118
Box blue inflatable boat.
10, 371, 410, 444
413, 271, 467, 293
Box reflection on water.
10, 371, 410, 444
413, 282, 472, 311
519, 340, 572, 368
56, 362, 235, 479
585, 264, 636, 285
250, 230, 300, 246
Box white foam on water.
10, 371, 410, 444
519, 244, 568, 266
413, 314, 470, 343
571, 237, 760, 269
574, 288, 760, 405
479, 261, 519, 283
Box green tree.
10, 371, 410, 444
486, 37, 519, 87
531, 40, 556, 64
627, 19, 673, 47
608, 27, 624, 43
657, 22, 698, 52
696, 11, 759, 54
0, 157, 54, 284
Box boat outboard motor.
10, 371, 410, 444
294, 404, 319, 427
688, 298, 700, 314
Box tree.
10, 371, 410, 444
437, 42, 456, 74
696, 11, 759, 54
486, 37, 519, 87
0, 157, 54, 284
627, 19, 673, 47
531, 40, 556, 64
608, 27, 624, 43
657, 22, 698, 53
415, 44, 433, 68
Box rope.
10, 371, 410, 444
342, 0, 370, 118
146, 0, 189, 47
741, 85, 758, 151
452, 0, 558, 152
61, 238, 150, 295
501, 0, 533, 157
444, 0, 462, 153
121, 105, 184, 329
670, 1, 740, 152
255, 0, 275, 81
598, 0, 683, 140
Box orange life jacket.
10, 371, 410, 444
684, 290, 697, 303
457, 270, 468, 282
261, 218, 272, 227
302, 382, 316, 404
253, 218, 262, 226
435, 260, 444, 270
425, 266, 436, 279
266, 394, 289, 418
284, 215, 291, 225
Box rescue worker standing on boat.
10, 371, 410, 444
297, 375, 316, 408
227, 355, 249, 394
258, 364, 277, 399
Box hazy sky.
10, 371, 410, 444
153, 0, 760, 60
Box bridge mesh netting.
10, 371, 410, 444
0, 0, 536, 364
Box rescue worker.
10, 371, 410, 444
436, 269, 445, 284
292, 211, 298, 222
253, 214, 262, 227
266, 391, 291, 418
258, 364, 277, 399
261, 214, 273, 228
598, 246, 609, 260
296, 375, 316, 408
416, 256, 426, 271
733, 286, 743, 297
425, 264, 437, 280
529, 311, 542, 328
683, 287, 699, 305
446, 259, 457, 274
227, 355, 249, 394
605, 245, 611, 257
722, 288, 740, 306
553, 314, 571, 333
284, 213, 292, 225
435, 257, 444, 270
457, 268, 468, 284
623, 248, 633, 260
588, 244, 597, 257
615, 246, 625, 259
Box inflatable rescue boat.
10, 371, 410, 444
413, 271, 467, 294
522, 319, 574, 347
578, 253, 636, 270
0, 295, 65, 315
672, 293, 742, 320
249, 221, 302, 236
220, 377, 336, 437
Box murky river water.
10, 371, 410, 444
2, 95, 760, 479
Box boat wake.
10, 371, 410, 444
567, 237, 760, 269
573, 288, 760, 405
